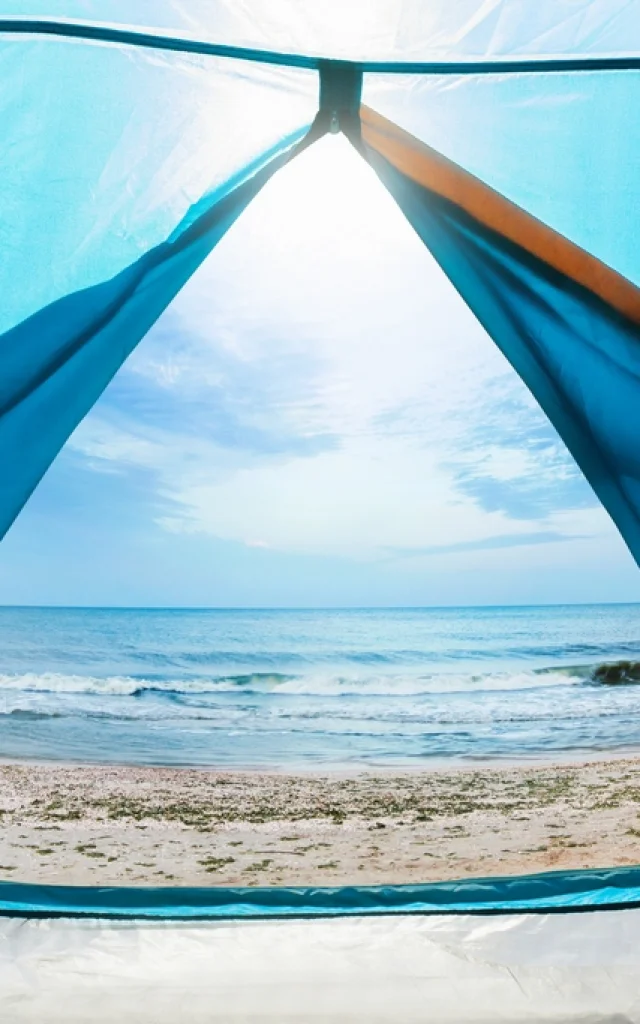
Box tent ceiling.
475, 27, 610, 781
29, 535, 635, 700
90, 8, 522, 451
2, 2, 640, 63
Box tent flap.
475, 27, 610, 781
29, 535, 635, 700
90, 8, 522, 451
361, 105, 640, 566
0, 136, 306, 540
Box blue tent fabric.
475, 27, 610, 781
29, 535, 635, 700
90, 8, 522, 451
360, 107, 640, 566
4, 4, 640, 64
1, 865, 640, 919
0, 134, 307, 540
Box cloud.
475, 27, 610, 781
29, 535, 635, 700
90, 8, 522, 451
95, 310, 341, 460
385, 529, 587, 561
376, 367, 596, 523
446, 405, 596, 521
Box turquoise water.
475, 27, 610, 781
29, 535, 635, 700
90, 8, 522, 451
0, 605, 639, 768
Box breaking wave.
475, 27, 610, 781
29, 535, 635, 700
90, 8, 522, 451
0, 665, 593, 700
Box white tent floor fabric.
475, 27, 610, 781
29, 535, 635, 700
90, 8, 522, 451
1, 910, 640, 1022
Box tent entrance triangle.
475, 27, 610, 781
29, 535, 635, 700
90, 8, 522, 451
67, 128, 597, 590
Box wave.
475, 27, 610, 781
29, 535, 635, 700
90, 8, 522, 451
0, 665, 591, 700
264, 668, 583, 697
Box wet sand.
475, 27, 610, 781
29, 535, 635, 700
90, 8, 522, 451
0, 758, 639, 886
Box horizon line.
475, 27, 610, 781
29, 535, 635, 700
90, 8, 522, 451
0, 601, 639, 612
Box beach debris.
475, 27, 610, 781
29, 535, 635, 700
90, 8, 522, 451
592, 661, 640, 684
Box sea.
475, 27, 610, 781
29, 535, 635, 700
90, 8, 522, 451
0, 604, 639, 770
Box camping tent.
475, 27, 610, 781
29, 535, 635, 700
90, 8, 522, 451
2, 4, 640, 1020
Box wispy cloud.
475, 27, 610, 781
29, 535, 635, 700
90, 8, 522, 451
95, 309, 341, 459
385, 529, 587, 561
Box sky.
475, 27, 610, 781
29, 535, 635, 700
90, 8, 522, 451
0, 131, 639, 608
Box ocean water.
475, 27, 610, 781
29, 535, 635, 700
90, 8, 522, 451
0, 605, 639, 769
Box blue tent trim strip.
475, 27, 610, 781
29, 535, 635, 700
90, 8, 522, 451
361, 106, 640, 567
1, 865, 640, 920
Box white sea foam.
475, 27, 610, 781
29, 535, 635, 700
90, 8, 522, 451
0, 673, 145, 696
0, 667, 584, 700
271, 669, 580, 697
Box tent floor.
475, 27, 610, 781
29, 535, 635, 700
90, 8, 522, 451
1, 909, 639, 1022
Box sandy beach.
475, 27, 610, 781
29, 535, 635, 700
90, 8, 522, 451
0, 757, 638, 886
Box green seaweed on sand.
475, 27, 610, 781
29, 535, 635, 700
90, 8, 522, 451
198, 856, 235, 873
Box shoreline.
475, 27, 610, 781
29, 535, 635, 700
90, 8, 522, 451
2, 745, 640, 775
0, 757, 639, 887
